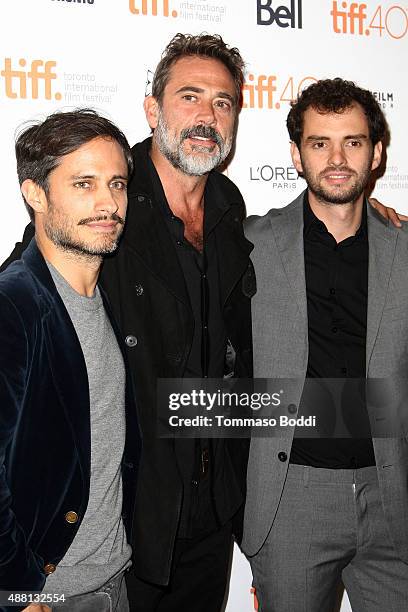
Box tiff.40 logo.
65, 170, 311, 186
0, 59, 61, 100
331, 2, 408, 39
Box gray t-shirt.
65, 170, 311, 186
44, 263, 131, 597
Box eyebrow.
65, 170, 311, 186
175, 85, 235, 103
305, 134, 369, 142
70, 174, 128, 181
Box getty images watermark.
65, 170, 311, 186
167, 387, 315, 428
157, 378, 408, 438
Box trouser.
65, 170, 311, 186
126, 522, 233, 612
51, 570, 129, 611
249, 463, 408, 612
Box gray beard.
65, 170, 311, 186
154, 110, 232, 176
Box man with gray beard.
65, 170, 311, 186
98, 33, 254, 611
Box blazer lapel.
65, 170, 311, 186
366, 204, 399, 372
44, 308, 91, 487
268, 193, 308, 316
22, 241, 91, 488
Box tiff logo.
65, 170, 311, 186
257, 0, 302, 28
0, 59, 61, 100
243, 74, 277, 109
331, 2, 367, 34
129, 0, 178, 17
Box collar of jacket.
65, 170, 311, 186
264, 188, 400, 375
21, 238, 91, 487
22, 238, 61, 306
21, 238, 112, 315
122, 137, 253, 307
20, 239, 141, 499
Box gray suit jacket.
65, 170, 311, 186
242, 190, 408, 562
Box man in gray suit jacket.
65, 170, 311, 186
243, 78, 408, 611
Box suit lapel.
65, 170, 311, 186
44, 308, 91, 486
366, 204, 399, 372
268, 194, 308, 316
22, 241, 91, 488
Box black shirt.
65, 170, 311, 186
149, 158, 228, 537
290, 193, 375, 468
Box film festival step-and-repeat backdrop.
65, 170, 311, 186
1, 1, 407, 610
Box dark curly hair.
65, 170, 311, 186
152, 33, 245, 109
287, 78, 386, 147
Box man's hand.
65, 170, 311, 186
369, 197, 408, 227
22, 605, 51, 612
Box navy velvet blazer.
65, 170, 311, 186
0, 240, 140, 601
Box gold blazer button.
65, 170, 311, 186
65, 510, 79, 524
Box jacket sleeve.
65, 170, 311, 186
0, 291, 45, 596
0, 224, 34, 274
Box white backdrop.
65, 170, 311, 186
1, 2, 407, 610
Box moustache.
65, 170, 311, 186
180, 124, 223, 147
77, 212, 125, 226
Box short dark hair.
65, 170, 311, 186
16, 108, 133, 222
287, 77, 387, 148
152, 33, 245, 109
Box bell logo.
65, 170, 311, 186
0, 59, 61, 100
257, 0, 302, 28
129, 0, 178, 17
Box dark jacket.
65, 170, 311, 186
2, 138, 254, 586
0, 240, 140, 608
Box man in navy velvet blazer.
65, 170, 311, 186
0, 110, 140, 612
